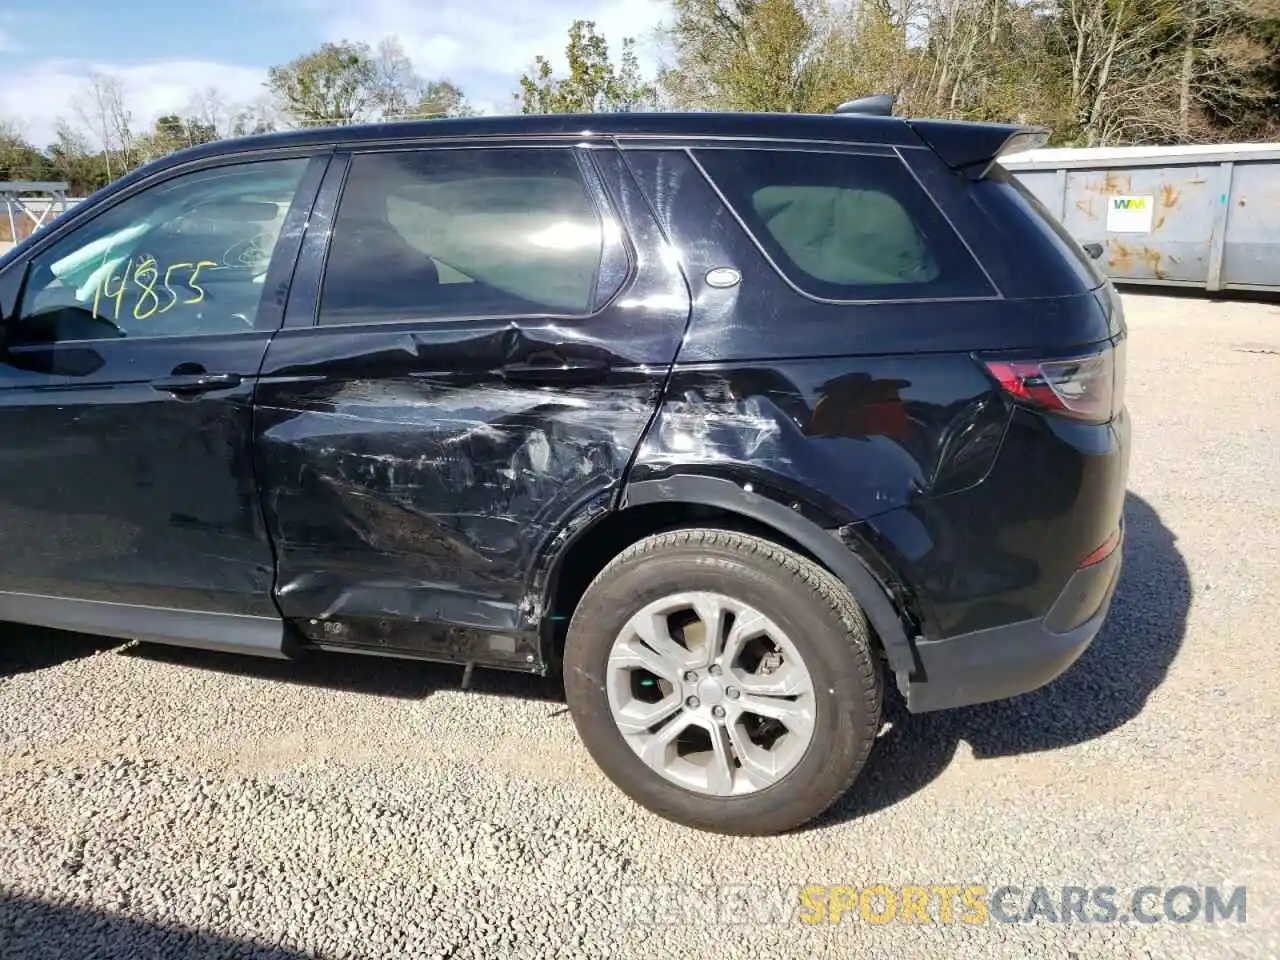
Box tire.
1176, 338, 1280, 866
563, 528, 882, 835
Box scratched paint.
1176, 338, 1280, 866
257, 367, 671, 645
253, 148, 693, 659
633, 359, 1009, 521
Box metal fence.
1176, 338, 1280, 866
0, 183, 81, 255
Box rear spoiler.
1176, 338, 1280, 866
906, 119, 1049, 180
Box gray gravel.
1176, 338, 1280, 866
2, 291, 1279, 959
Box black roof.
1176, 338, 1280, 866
173, 110, 925, 162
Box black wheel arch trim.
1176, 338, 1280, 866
618, 474, 919, 682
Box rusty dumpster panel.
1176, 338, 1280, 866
1002, 143, 1280, 293
1221, 162, 1280, 290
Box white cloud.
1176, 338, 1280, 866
0, 59, 268, 148
297, 0, 670, 109
0, 0, 671, 149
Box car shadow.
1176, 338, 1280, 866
0, 623, 119, 677
0, 893, 313, 959
122, 639, 566, 704
0, 606, 561, 704
814, 490, 1189, 828
0, 492, 1185, 830
1113, 281, 1280, 306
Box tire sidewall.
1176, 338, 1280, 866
564, 536, 878, 833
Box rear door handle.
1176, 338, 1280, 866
500, 359, 610, 384
150, 373, 243, 395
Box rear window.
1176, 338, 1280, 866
694, 149, 994, 301
971, 164, 1107, 293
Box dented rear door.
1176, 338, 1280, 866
252, 142, 690, 663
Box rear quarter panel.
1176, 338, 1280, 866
618, 145, 1119, 643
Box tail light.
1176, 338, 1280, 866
982, 344, 1117, 423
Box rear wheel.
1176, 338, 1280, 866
563, 528, 882, 835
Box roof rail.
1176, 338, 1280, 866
834, 95, 895, 117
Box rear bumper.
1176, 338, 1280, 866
904, 539, 1122, 713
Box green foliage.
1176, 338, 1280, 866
44, 122, 111, 195
516, 20, 657, 113
5, 4, 1276, 199
416, 80, 475, 119
657, 0, 832, 112
266, 40, 380, 125
265, 37, 474, 126
0, 124, 55, 181
657, 0, 1280, 144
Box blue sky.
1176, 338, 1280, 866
0, 0, 669, 146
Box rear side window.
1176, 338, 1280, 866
319, 148, 625, 325
972, 164, 1107, 294
694, 149, 993, 301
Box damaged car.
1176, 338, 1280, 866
0, 105, 1128, 835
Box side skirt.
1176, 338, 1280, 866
292, 616, 546, 673
0, 591, 288, 658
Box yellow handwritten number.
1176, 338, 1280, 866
91, 265, 109, 320
183, 260, 219, 305
100, 259, 132, 321
160, 263, 191, 314
132, 256, 161, 320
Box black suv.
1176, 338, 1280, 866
0, 111, 1128, 835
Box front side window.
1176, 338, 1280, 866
15, 157, 310, 345
318, 148, 622, 325
695, 148, 993, 301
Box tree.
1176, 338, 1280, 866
267, 37, 474, 126
516, 20, 657, 113
653, 0, 1280, 143
231, 95, 285, 137
657, 0, 859, 113
909, 0, 1071, 128
370, 38, 474, 118
267, 40, 381, 125
415, 80, 475, 118
185, 87, 242, 140
133, 115, 220, 164
0, 121, 55, 181
70, 71, 136, 180
46, 121, 111, 195
1171, 0, 1280, 140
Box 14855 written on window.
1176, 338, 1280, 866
16, 158, 309, 344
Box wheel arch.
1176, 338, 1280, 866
536, 474, 921, 686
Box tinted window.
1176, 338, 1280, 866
319, 149, 622, 325
973, 164, 1107, 294
15, 158, 309, 344
695, 149, 993, 301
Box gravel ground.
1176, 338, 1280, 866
2, 291, 1278, 959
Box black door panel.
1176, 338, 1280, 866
0, 153, 327, 625
256, 341, 662, 629
255, 145, 690, 664
0, 336, 275, 614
